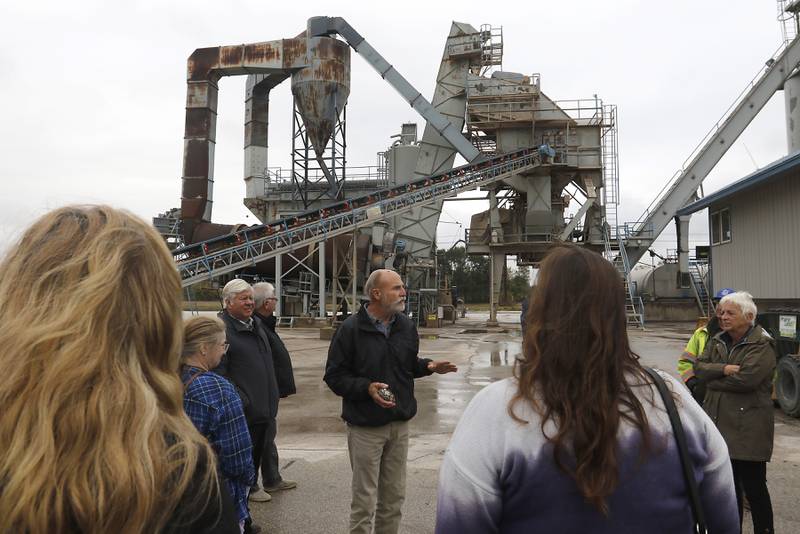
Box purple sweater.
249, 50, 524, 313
435, 371, 738, 534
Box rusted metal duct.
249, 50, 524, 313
244, 31, 308, 222
181, 38, 307, 243
290, 36, 350, 157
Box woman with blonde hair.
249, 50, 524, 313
0, 205, 238, 533
436, 245, 739, 533
182, 316, 256, 533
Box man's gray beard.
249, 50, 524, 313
378, 298, 405, 314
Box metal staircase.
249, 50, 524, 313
173, 147, 544, 287
601, 105, 620, 235
602, 228, 644, 328
406, 290, 421, 323
688, 260, 714, 317
618, 236, 645, 328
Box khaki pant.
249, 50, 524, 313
346, 420, 409, 534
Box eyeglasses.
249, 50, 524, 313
267, 297, 278, 302
221, 342, 230, 351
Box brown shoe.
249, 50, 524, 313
248, 487, 272, 502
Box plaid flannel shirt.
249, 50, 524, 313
182, 366, 255, 522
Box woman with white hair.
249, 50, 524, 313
696, 291, 776, 534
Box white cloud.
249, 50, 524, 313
0, 0, 788, 258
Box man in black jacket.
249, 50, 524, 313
251, 282, 297, 496
214, 279, 279, 511
324, 269, 457, 534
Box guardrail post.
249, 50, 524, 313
276, 253, 282, 317
319, 240, 326, 319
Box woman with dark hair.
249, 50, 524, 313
435, 245, 738, 533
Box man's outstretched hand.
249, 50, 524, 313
427, 360, 458, 374
368, 382, 396, 408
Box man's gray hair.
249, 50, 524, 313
719, 291, 757, 325
252, 282, 276, 308
221, 279, 252, 307
363, 269, 385, 300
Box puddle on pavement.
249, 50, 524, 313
474, 340, 522, 368
459, 328, 510, 335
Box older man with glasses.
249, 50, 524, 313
215, 279, 281, 520
250, 282, 297, 500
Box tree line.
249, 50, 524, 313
437, 246, 531, 305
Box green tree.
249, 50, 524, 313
437, 246, 490, 303
507, 267, 531, 303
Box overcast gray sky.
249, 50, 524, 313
0, 0, 789, 259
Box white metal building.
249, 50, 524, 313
677, 151, 800, 309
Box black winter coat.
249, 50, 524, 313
255, 312, 296, 397
215, 311, 279, 425
324, 305, 432, 427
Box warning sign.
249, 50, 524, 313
779, 315, 797, 339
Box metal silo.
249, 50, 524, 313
291, 35, 351, 157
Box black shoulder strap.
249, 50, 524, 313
643, 367, 707, 534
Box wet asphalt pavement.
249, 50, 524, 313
239, 314, 800, 533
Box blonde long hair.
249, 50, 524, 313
182, 316, 226, 362
0, 206, 218, 533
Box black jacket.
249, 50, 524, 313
255, 312, 296, 398
163, 444, 239, 534
324, 304, 432, 427
215, 311, 279, 425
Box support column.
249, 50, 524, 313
785, 71, 800, 153
244, 78, 270, 222
488, 252, 497, 326
275, 253, 282, 317
319, 240, 326, 319
488, 189, 503, 326
181, 78, 218, 242
332, 238, 338, 320
488, 251, 504, 326
352, 230, 358, 315
675, 215, 691, 288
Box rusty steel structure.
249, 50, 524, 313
168, 17, 623, 325
180, 17, 483, 245
182, 38, 306, 241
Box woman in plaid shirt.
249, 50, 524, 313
182, 317, 257, 533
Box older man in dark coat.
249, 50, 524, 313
251, 282, 297, 497
214, 279, 280, 510
324, 269, 457, 534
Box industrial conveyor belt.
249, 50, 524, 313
173, 147, 546, 287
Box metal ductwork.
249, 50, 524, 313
181, 38, 307, 243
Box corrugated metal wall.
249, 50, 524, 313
711, 170, 800, 299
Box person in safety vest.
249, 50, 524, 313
677, 288, 734, 403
